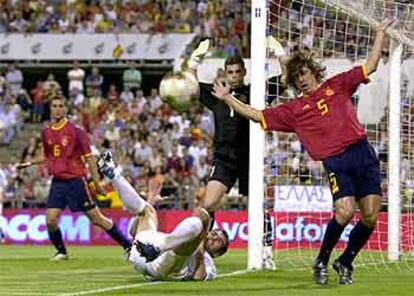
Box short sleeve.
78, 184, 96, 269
260, 103, 296, 132
75, 127, 92, 157
199, 83, 217, 109
329, 65, 369, 96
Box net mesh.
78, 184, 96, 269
265, 0, 414, 270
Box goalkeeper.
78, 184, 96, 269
187, 39, 284, 270
211, 20, 394, 285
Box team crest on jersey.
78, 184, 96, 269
47, 139, 53, 145
61, 136, 69, 147
302, 104, 310, 110
324, 87, 334, 96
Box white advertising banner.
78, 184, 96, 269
0, 33, 195, 60
273, 186, 333, 213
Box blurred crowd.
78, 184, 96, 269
0, 0, 250, 58
0, 60, 219, 210
271, 0, 414, 59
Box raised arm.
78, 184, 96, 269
365, 19, 395, 75
212, 81, 262, 122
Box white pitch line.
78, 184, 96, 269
56, 269, 249, 296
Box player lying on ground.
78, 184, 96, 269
97, 151, 229, 281
212, 20, 394, 285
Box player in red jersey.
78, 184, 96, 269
212, 20, 394, 284
17, 96, 131, 260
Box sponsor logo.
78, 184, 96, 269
216, 217, 353, 244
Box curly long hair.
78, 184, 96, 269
285, 50, 326, 91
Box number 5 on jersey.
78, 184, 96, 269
328, 172, 340, 194
317, 99, 329, 115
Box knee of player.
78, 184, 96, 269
46, 222, 58, 231
335, 207, 355, 225
362, 213, 378, 229
46, 216, 59, 227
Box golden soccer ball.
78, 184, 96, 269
159, 71, 199, 112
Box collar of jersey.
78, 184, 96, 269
51, 118, 68, 130
301, 82, 323, 98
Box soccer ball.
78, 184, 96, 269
159, 71, 199, 112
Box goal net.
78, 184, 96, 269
249, 0, 414, 270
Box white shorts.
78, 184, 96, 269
129, 231, 191, 281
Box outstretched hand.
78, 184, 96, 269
212, 81, 231, 101
377, 19, 395, 35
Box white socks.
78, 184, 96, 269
112, 176, 147, 215
158, 216, 203, 252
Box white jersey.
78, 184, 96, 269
128, 231, 217, 281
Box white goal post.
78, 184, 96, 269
248, 0, 267, 270
248, 0, 414, 269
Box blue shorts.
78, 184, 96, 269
47, 178, 96, 212
322, 138, 381, 201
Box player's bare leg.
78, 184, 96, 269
199, 180, 227, 231
333, 194, 381, 284
46, 208, 68, 261
201, 180, 228, 210
314, 196, 356, 284
85, 207, 113, 230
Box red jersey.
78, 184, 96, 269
261, 66, 368, 160
42, 118, 93, 179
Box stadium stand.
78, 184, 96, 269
0, 1, 412, 210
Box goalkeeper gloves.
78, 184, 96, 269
188, 39, 210, 70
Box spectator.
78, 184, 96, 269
120, 86, 134, 105
107, 84, 119, 107
148, 88, 163, 112
5, 63, 23, 97
43, 74, 61, 92
85, 66, 104, 97
67, 61, 85, 93
123, 61, 142, 92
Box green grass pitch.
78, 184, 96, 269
1, 245, 414, 296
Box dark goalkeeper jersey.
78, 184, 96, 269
199, 83, 250, 166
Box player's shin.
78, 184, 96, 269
47, 226, 67, 255
337, 220, 374, 267
316, 217, 346, 265
112, 176, 147, 215
106, 223, 132, 250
